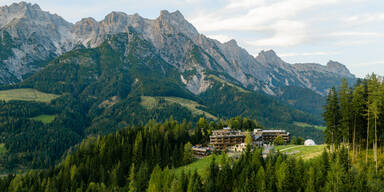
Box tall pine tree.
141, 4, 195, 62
324, 87, 342, 150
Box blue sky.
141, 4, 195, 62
1, 0, 384, 77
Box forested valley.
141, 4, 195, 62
1, 117, 384, 191
1, 2, 383, 191
0, 31, 324, 173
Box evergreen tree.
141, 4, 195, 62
367, 74, 381, 171
147, 165, 162, 192
274, 136, 284, 145
128, 164, 137, 192
245, 131, 253, 146
169, 178, 182, 192
338, 78, 352, 145
187, 171, 202, 192
305, 167, 316, 192
183, 142, 194, 165
324, 87, 342, 150
325, 157, 346, 192
275, 160, 288, 192
205, 157, 219, 192
256, 167, 266, 192
351, 83, 365, 161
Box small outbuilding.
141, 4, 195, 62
304, 139, 316, 146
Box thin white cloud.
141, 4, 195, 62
353, 60, 384, 67
329, 31, 384, 37
280, 51, 337, 57
246, 20, 307, 47
191, 0, 340, 32
225, 0, 266, 9
190, 0, 342, 47
344, 13, 384, 25
333, 40, 374, 46
205, 34, 233, 43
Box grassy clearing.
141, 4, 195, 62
140, 96, 157, 109
30, 115, 56, 124
174, 155, 223, 178
140, 96, 217, 120
274, 144, 296, 151
163, 97, 217, 120
0, 88, 59, 103
175, 145, 326, 178
208, 75, 249, 93
0, 144, 6, 155
294, 121, 326, 131
275, 144, 326, 160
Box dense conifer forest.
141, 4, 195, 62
0, 31, 325, 172
0, 115, 384, 191
324, 74, 384, 172
2, 75, 384, 191
1, 2, 382, 191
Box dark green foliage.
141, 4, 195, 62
279, 86, 325, 121
200, 78, 325, 142
324, 87, 342, 147
0, 96, 87, 172
1, 119, 192, 191
324, 75, 384, 164
290, 136, 305, 145
0, 30, 327, 172
274, 136, 284, 145
1, 119, 384, 191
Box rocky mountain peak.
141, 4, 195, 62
326, 60, 354, 77
0, 1, 42, 27
259, 49, 278, 57
103, 11, 128, 25
156, 10, 198, 39
224, 39, 238, 46
73, 17, 99, 37
255, 50, 284, 65
159, 10, 184, 20
9, 1, 41, 11
78, 17, 98, 25
0, 3, 357, 96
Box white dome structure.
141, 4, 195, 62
304, 139, 316, 146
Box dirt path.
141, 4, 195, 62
279, 146, 301, 152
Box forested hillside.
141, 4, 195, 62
1, 118, 383, 192
324, 74, 384, 171
0, 31, 325, 172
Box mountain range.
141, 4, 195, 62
0, 2, 357, 171
0, 2, 355, 96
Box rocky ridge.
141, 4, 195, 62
0, 2, 355, 95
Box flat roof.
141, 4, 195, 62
262, 130, 287, 132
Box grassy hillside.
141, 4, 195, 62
175, 144, 326, 179
208, 75, 249, 93
294, 121, 326, 131
174, 154, 223, 177
30, 115, 56, 124
0, 32, 326, 172
275, 144, 327, 159
141, 96, 217, 120
0, 88, 59, 103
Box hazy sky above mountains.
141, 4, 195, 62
1, 0, 384, 77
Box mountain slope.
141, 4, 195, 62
20, 29, 321, 130
72, 9, 356, 96
0, 2, 74, 84
0, 2, 355, 98
0, 30, 324, 171
0, 2, 350, 171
